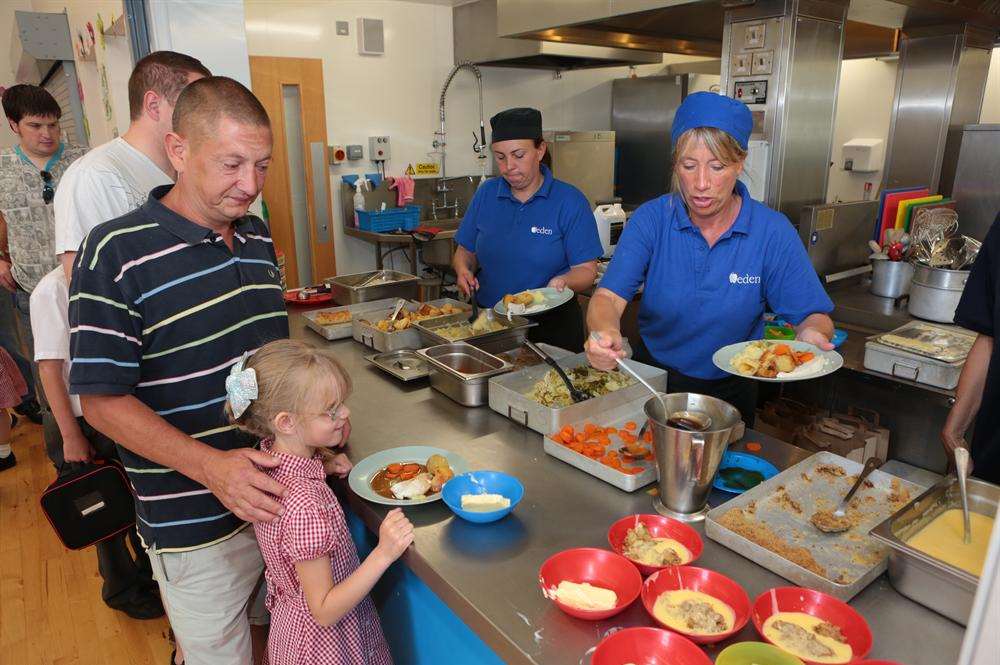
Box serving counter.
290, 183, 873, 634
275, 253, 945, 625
288, 308, 965, 665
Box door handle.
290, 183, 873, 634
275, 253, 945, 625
309, 141, 331, 243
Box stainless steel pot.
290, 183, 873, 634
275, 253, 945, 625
908, 264, 969, 323
644, 393, 741, 521
870, 259, 913, 298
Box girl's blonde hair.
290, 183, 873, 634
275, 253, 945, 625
671, 126, 748, 194
226, 339, 353, 439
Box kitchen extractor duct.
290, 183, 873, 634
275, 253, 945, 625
454, 0, 662, 69
11, 10, 76, 84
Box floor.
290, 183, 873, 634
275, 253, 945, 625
0, 419, 172, 665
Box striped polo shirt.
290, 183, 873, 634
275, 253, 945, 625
69, 185, 289, 552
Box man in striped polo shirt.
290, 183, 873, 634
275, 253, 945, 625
69, 77, 288, 665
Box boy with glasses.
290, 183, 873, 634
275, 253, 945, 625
0, 85, 86, 413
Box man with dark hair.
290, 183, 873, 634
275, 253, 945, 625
0, 84, 86, 423
54, 50, 210, 281
70, 76, 286, 665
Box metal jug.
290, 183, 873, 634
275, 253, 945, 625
644, 393, 741, 521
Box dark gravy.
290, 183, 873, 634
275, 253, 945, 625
370, 462, 436, 500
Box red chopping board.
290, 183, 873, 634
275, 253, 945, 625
879, 188, 928, 245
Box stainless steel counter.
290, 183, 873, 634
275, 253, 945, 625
289, 309, 965, 665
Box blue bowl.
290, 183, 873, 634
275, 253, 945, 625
441, 471, 524, 523
713, 452, 779, 494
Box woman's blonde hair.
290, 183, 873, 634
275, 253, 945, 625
226, 339, 353, 439
671, 126, 748, 193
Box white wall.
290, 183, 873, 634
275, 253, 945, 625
826, 57, 898, 203
982, 47, 1000, 124
244, 0, 717, 274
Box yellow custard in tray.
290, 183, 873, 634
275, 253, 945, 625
906, 509, 994, 577
652, 589, 735, 636
762, 612, 852, 664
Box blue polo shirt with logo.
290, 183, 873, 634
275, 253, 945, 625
600, 180, 833, 380
455, 164, 603, 308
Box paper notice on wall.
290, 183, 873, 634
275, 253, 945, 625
415, 162, 440, 176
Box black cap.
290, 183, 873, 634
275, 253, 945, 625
490, 107, 542, 144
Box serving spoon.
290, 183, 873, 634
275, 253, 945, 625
954, 446, 972, 545
589, 332, 667, 422
810, 456, 883, 533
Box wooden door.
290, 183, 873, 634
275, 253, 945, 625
249, 56, 335, 288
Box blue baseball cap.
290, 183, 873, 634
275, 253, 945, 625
671, 91, 753, 150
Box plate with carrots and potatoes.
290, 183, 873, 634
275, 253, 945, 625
712, 340, 843, 383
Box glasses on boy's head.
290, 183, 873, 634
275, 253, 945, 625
40, 171, 54, 205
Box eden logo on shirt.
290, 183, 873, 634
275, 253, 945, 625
729, 272, 761, 285
530, 226, 554, 235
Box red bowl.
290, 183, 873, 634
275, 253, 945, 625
538, 547, 642, 620
592, 627, 712, 665
641, 565, 751, 644
752, 587, 873, 663
607, 514, 704, 576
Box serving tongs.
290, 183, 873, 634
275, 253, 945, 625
954, 446, 972, 545
358, 299, 407, 329
356, 270, 388, 289
523, 340, 590, 403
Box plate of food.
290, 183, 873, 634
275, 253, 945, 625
713, 340, 843, 382
348, 446, 469, 506
494, 287, 574, 318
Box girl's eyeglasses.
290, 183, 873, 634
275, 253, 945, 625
41, 171, 54, 205
306, 404, 349, 422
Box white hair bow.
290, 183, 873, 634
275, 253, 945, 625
226, 352, 258, 419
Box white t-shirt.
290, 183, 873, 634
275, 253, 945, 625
53, 136, 172, 255
30, 267, 81, 417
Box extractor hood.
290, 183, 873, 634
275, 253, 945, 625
454, 0, 662, 70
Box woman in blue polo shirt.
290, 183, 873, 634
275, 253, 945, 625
586, 92, 834, 423
453, 107, 603, 351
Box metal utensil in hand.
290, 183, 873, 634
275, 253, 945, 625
357, 270, 386, 289
523, 340, 590, 403
589, 332, 666, 421
954, 446, 972, 545
810, 456, 883, 533
388, 299, 407, 322
468, 286, 480, 324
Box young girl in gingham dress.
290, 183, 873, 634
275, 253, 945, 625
227, 340, 413, 665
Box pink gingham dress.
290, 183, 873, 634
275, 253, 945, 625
254, 440, 393, 665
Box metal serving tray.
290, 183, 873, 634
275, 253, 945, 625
542, 400, 656, 492
326, 270, 419, 305
870, 475, 999, 624
705, 451, 922, 601
487, 352, 667, 435
413, 312, 535, 350
416, 343, 513, 407
351, 298, 469, 353
863, 340, 965, 389
303, 298, 399, 341
366, 350, 430, 382
871, 320, 975, 363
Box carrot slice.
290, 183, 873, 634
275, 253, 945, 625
773, 343, 791, 356
386, 463, 402, 474
798, 352, 815, 363
745, 442, 762, 452
384, 471, 399, 479
399, 470, 417, 480
643, 429, 653, 443
402, 463, 420, 473
624, 421, 637, 431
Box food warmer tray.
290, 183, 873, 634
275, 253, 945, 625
303, 298, 399, 341
870, 475, 999, 625
351, 298, 469, 353
863, 340, 966, 390
325, 270, 419, 305
541, 400, 656, 492
366, 350, 430, 382
487, 352, 667, 435
870, 320, 975, 363
705, 451, 921, 601
412, 312, 535, 350
416, 343, 514, 407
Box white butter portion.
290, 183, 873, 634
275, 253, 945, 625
554, 581, 617, 611
460, 493, 511, 512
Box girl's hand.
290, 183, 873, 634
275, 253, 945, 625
375, 508, 414, 563
323, 452, 353, 478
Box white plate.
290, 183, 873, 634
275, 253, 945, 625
493, 287, 574, 317
347, 445, 470, 506
712, 339, 843, 383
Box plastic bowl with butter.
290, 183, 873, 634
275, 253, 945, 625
441, 471, 524, 523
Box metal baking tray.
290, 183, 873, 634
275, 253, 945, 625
705, 451, 922, 601
352, 298, 469, 353
303, 298, 400, 341
542, 400, 656, 492
417, 342, 513, 407
863, 340, 965, 389
366, 350, 430, 382
413, 312, 535, 350
326, 270, 419, 305
870, 475, 999, 624
487, 352, 667, 435
870, 321, 976, 363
